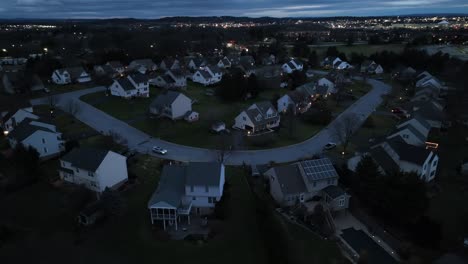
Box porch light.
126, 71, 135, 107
3, 130, 8, 136
43, 47, 48, 52
2, 49, 6, 52
341, 151, 345, 155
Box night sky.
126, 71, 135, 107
0, 0, 467, 19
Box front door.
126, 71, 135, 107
196, 208, 201, 215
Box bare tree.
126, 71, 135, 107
65, 99, 81, 116
108, 130, 128, 147
330, 113, 358, 153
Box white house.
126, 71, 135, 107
415, 73, 445, 94
192, 65, 222, 86
335, 61, 352, 70
217, 57, 231, 69
233, 101, 280, 134
277, 90, 311, 115
166, 69, 187, 88
317, 77, 336, 94
149, 91, 193, 120
109, 73, 149, 99
128, 59, 157, 74
282, 59, 303, 73
147, 162, 225, 230
52, 67, 91, 85
187, 57, 206, 70
361, 60, 383, 74
2, 107, 39, 133
348, 137, 439, 182
322, 57, 342, 69
265, 158, 350, 209
94, 65, 118, 78
7, 118, 64, 159
59, 147, 128, 193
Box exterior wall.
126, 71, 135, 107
52, 70, 71, 85
22, 130, 64, 158
170, 95, 192, 119
265, 170, 286, 206
192, 71, 210, 85
308, 178, 338, 193
282, 64, 293, 73
60, 160, 101, 192
317, 78, 335, 93
424, 153, 438, 182
96, 151, 128, 192
110, 82, 133, 98
397, 119, 429, 137
325, 194, 350, 211
399, 160, 423, 175
233, 111, 254, 130
277, 95, 292, 113
76, 72, 91, 83
185, 185, 222, 208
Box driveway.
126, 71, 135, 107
31, 79, 390, 165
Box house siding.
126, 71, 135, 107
21, 130, 63, 159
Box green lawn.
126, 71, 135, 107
46, 82, 97, 95
0, 163, 268, 264
82, 82, 323, 149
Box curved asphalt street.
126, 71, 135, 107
31, 78, 390, 165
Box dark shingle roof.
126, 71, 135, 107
8, 119, 54, 142
129, 73, 148, 84
322, 185, 346, 199
61, 147, 110, 172
369, 147, 400, 174
387, 137, 432, 165
116, 78, 136, 91
147, 165, 185, 208
271, 164, 308, 195
150, 91, 182, 108
389, 124, 427, 143
184, 162, 223, 187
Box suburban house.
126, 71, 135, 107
2, 107, 39, 133
395, 66, 417, 81
147, 162, 225, 230
412, 86, 440, 102
317, 77, 336, 94
1, 72, 44, 94
52, 67, 91, 85
166, 69, 187, 88
282, 59, 303, 73
238, 60, 256, 77
415, 71, 445, 94
187, 57, 207, 70
265, 158, 350, 211
128, 59, 157, 74
149, 74, 175, 89
335, 60, 352, 70
192, 65, 222, 86
360, 60, 383, 74
7, 118, 64, 159
386, 116, 431, 147
225, 54, 241, 66
106, 61, 125, 74
217, 57, 231, 69
109, 73, 150, 99
160, 58, 180, 71
233, 101, 280, 134
149, 91, 194, 120
403, 100, 446, 128
59, 147, 128, 193
93, 65, 118, 78
277, 90, 311, 115
322, 57, 342, 69
348, 136, 439, 182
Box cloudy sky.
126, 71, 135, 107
0, 0, 467, 19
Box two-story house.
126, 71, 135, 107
282, 59, 303, 73
2, 107, 39, 133
149, 91, 194, 120
147, 162, 225, 230
166, 69, 187, 88
277, 90, 311, 115
7, 118, 64, 159
386, 116, 431, 147
128, 59, 157, 74
265, 158, 350, 210
109, 73, 149, 98
317, 77, 337, 94
52, 67, 91, 85
106, 61, 125, 74
233, 101, 280, 135
59, 147, 128, 193
160, 58, 180, 71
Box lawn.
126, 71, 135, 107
81, 82, 324, 149
0, 163, 268, 264
46, 82, 97, 95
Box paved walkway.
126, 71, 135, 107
31, 78, 390, 165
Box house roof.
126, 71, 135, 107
322, 185, 346, 199
315, 85, 329, 95
168, 69, 185, 79
161, 74, 175, 83
413, 114, 432, 131
197, 69, 213, 79
296, 82, 315, 96
107, 61, 123, 69
7, 118, 55, 142
131, 59, 155, 68
61, 147, 110, 172
184, 162, 223, 187
244, 101, 278, 126
270, 163, 308, 195
147, 165, 186, 208
61, 66, 87, 80
404, 100, 445, 122
96, 65, 116, 75
299, 158, 338, 182
389, 123, 427, 143
387, 137, 432, 165
150, 91, 182, 108
129, 73, 148, 84
115, 78, 136, 91
369, 147, 400, 174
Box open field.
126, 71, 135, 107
311, 44, 406, 59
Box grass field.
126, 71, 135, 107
310, 44, 405, 60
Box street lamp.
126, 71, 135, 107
2, 49, 7, 52
43, 47, 48, 52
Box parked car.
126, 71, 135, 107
152, 146, 168, 155
323, 142, 337, 150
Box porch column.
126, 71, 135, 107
175, 210, 178, 231
163, 219, 166, 230
188, 214, 191, 225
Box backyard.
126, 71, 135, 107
80, 81, 365, 149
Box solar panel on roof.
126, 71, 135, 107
300, 158, 338, 182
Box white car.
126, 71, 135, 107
152, 146, 168, 155
323, 142, 337, 150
